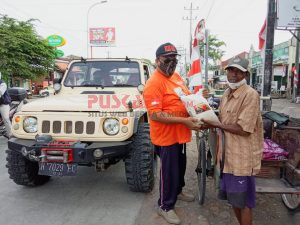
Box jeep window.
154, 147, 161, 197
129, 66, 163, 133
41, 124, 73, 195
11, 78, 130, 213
64, 61, 141, 87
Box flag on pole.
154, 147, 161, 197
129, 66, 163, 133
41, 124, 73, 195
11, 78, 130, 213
188, 38, 201, 78
292, 66, 298, 86
188, 19, 205, 93
258, 19, 266, 50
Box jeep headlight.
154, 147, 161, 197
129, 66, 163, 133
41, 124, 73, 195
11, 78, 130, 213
23, 117, 38, 133
103, 118, 119, 135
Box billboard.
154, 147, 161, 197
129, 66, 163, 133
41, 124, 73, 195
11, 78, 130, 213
277, 0, 300, 28
47, 35, 66, 47
89, 27, 116, 47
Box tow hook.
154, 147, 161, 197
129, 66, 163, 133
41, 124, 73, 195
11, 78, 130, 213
21, 147, 45, 162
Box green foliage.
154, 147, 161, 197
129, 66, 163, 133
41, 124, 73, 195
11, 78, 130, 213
0, 15, 56, 81
199, 34, 226, 65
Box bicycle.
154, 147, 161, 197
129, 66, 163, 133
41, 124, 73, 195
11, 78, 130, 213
195, 128, 218, 205
281, 193, 300, 211
195, 95, 221, 205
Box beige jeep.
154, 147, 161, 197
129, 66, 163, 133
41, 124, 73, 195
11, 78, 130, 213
6, 58, 156, 192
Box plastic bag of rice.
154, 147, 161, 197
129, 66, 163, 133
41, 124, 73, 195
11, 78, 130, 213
174, 87, 220, 124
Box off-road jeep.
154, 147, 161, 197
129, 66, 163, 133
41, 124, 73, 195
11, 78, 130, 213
6, 58, 156, 192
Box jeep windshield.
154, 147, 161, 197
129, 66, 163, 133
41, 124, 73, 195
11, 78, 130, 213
64, 61, 141, 87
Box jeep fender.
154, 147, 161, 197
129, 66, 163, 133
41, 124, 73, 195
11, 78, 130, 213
133, 112, 148, 134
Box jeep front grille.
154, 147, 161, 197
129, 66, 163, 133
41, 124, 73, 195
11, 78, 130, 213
75, 121, 84, 134
42, 120, 95, 135
65, 121, 72, 134
53, 121, 61, 133
42, 121, 50, 133
86, 121, 95, 134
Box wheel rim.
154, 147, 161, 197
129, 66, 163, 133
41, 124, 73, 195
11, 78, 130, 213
281, 194, 300, 210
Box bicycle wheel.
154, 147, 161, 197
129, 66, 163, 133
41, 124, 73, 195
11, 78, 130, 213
196, 138, 206, 205
281, 194, 300, 211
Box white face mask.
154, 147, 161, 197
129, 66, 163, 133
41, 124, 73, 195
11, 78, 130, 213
227, 78, 246, 90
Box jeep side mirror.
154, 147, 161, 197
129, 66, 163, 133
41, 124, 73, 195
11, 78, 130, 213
137, 84, 144, 93
53, 78, 62, 94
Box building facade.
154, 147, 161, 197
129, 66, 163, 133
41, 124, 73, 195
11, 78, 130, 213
250, 38, 297, 98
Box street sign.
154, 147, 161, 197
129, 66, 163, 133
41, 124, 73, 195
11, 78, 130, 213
89, 27, 116, 47
277, 0, 300, 29
47, 35, 66, 47
55, 49, 64, 58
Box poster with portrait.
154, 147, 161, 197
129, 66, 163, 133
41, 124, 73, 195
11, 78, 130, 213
89, 27, 116, 46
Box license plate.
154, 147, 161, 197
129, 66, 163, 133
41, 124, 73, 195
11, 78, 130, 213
38, 162, 77, 176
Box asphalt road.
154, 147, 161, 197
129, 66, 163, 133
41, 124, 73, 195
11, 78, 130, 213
0, 137, 144, 225
0, 98, 299, 225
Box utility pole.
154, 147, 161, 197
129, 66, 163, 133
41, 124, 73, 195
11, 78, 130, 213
262, 0, 276, 111
177, 46, 188, 77
293, 31, 300, 102
204, 29, 209, 86
183, 3, 199, 58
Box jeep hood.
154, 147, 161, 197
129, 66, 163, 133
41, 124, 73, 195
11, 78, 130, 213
21, 94, 140, 112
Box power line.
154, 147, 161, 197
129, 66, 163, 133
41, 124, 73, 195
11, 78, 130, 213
1, 0, 85, 33
206, 0, 217, 22
199, 0, 210, 11
0, 0, 86, 47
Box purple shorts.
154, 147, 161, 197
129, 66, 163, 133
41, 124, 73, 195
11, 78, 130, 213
218, 173, 256, 208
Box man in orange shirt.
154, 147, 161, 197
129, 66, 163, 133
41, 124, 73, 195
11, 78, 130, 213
143, 43, 201, 225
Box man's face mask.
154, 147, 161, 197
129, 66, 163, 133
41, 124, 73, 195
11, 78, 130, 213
158, 56, 178, 76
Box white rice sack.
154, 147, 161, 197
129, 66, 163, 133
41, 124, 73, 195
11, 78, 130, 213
174, 87, 220, 124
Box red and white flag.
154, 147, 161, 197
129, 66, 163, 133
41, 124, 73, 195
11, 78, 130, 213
258, 19, 266, 50
188, 19, 205, 93
292, 66, 298, 86
188, 38, 201, 78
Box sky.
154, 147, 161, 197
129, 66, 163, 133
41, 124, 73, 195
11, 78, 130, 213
0, 0, 292, 63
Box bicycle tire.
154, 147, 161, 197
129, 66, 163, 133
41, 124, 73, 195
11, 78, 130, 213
197, 138, 206, 205
281, 194, 300, 212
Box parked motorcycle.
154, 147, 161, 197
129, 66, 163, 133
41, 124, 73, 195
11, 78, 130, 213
0, 87, 27, 138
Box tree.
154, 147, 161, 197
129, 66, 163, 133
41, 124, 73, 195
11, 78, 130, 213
199, 34, 226, 67
0, 15, 56, 82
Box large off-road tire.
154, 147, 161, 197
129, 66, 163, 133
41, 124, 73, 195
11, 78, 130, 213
125, 123, 155, 192
6, 149, 50, 186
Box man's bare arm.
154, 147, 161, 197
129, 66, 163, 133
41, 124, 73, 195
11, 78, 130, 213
201, 119, 250, 136
219, 124, 250, 136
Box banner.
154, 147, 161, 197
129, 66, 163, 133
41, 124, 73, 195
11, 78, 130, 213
89, 27, 116, 47
188, 19, 205, 92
